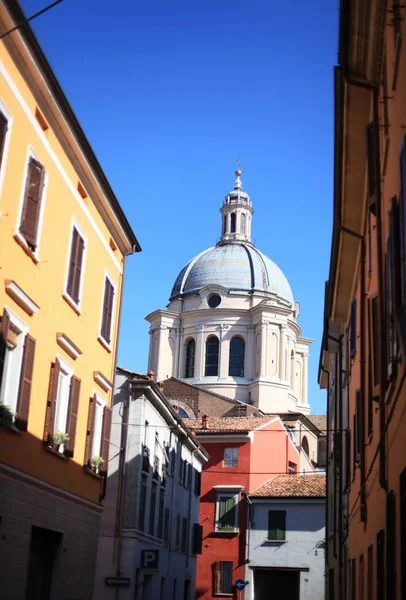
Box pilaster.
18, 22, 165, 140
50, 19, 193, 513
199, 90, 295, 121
194, 324, 205, 378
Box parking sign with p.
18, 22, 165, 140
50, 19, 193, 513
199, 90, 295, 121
140, 550, 159, 575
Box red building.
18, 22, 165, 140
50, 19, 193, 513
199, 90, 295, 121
185, 416, 300, 600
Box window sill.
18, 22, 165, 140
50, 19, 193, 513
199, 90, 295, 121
212, 530, 239, 536
45, 444, 68, 460
97, 335, 112, 353
0, 422, 21, 434
264, 539, 287, 544
13, 231, 39, 264
84, 466, 103, 479
214, 594, 233, 597
62, 291, 81, 315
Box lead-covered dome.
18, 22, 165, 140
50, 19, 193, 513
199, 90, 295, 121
170, 242, 294, 304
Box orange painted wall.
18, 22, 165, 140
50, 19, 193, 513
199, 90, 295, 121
0, 36, 125, 503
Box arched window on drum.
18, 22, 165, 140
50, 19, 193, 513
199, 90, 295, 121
229, 336, 245, 377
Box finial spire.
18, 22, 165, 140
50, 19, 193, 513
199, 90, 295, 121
234, 157, 242, 190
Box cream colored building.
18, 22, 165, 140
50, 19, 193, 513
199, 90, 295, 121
146, 171, 312, 414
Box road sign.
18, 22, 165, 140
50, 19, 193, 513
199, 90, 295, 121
235, 579, 247, 591
140, 549, 159, 575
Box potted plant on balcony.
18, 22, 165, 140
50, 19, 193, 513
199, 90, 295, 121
90, 456, 105, 474
0, 404, 14, 429
52, 431, 69, 452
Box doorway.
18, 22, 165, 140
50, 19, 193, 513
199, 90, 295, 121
25, 526, 62, 600
254, 569, 300, 600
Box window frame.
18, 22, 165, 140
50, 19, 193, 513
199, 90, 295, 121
223, 447, 238, 468
215, 561, 233, 595
205, 335, 219, 377
267, 509, 287, 542
228, 336, 245, 377
98, 270, 117, 350
63, 218, 88, 313
0, 307, 28, 414
215, 492, 239, 533
14, 146, 48, 262
184, 338, 195, 378
53, 354, 74, 451
0, 100, 13, 210
91, 391, 106, 459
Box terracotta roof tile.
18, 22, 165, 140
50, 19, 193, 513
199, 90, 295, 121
251, 474, 326, 498
306, 414, 327, 432
183, 416, 275, 434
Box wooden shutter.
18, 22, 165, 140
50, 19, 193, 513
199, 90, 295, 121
84, 395, 96, 466
386, 492, 396, 600
66, 228, 85, 304
101, 278, 114, 343
345, 429, 351, 490
366, 122, 377, 210
192, 523, 203, 554
20, 158, 45, 248
219, 496, 236, 531
16, 334, 36, 430
65, 376, 81, 457
43, 360, 60, 443
400, 139, 406, 304
350, 299, 357, 357
0, 111, 8, 170
369, 296, 381, 397
0, 310, 10, 391
100, 405, 112, 472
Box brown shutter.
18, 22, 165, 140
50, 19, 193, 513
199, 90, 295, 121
0, 111, 8, 170
65, 376, 81, 457
84, 395, 96, 466
16, 334, 36, 430
100, 405, 112, 472
101, 278, 114, 343
66, 229, 85, 304
0, 310, 10, 391
43, 360, 60, 443
20, 158, 45, 248
370, 296, 381, 396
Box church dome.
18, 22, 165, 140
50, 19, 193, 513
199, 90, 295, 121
170, 242, 294, 304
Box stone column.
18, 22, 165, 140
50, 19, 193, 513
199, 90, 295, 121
246, 325, 255, 379
302, 353, 309, 403
279, 325, 287, 381
147, 328, 154, 372
194, 324, 204, 379
219, 324, 230, 378
259, 320, 267, 377
156, 325, 168, 380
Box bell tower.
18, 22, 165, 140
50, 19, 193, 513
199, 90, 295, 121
219, 163, 254, 245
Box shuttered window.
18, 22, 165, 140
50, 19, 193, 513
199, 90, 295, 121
386, 199, 401, 382
345, 428, 351, 490
386, 491, 397, 600
65, 376, 81, 458
0, 110, 8, 173
216, 494, 237, 532
369, 296, 381, 397
359, 554, 364, 600
15, 334, 36, 430
366, 122, 377, 207
376, 530, 385, 600
20, 158, 45, 249
400, 138, 406, 303
268, 510, 286, 541
400, 468, 406, 600
84, 395, 96, 466
194, 469, 201, 496
100, 276, 115, 344
355, 390, 363, 463
192, 523, 203, 555
213, 561, 233, 595
350, 300, 357, 357
367, 545, 373, 600
66, 227, 85, 305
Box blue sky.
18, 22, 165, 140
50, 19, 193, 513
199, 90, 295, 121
22, 0, 339, 414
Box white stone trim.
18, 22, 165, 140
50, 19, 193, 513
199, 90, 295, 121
0, 59, 123, 274
93, 371, 113, 392
56, 333, 82, 360
14, 145, 48, 263
213, 485, 244, 490
0, 97, 13, 213
5, 279, 40, 315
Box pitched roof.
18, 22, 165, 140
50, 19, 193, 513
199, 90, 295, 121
251, 474, 326, 498
306, 414, 327, 432
183, 416, 275, 434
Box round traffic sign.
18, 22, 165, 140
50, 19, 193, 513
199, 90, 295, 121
235, 579, 247, 591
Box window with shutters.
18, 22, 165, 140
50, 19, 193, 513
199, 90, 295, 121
367, 545, 373, 600
215, 493, 238, 533
99, 274, 116, 347
350, 300, 357, 357
213, 561, 233, 595
91, 393, 106, 460
0, 103, 11, 200
386, 491, 397, 600
400, 139, 406, 305
359, 554, 364, 600
192, 523, 203, 555
268, 510, 286, 541
194, 469, 201, 496
0, 308, 35, 428
386, 199, 401, 383
369, 296, 381, 397
376, 530, 385, 600
355, 390, 363, 463
366, 122, 377, 210
43, 355, 81, 458
18, 154, 46, 253
64, 221, 86, 309
83, 394, 111, 471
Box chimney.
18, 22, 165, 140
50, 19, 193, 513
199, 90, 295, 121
202, 415, 209, 429
147, 370, 155, 380
157, 381, 164, 389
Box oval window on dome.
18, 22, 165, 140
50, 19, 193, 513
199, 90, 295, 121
208, 294, 221, 308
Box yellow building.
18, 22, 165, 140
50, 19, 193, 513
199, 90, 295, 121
0, 2, 140, 598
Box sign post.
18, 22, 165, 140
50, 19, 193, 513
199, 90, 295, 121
235, 578, 247, 600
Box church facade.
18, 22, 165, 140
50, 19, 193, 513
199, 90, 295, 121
146, 170, 312, 414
